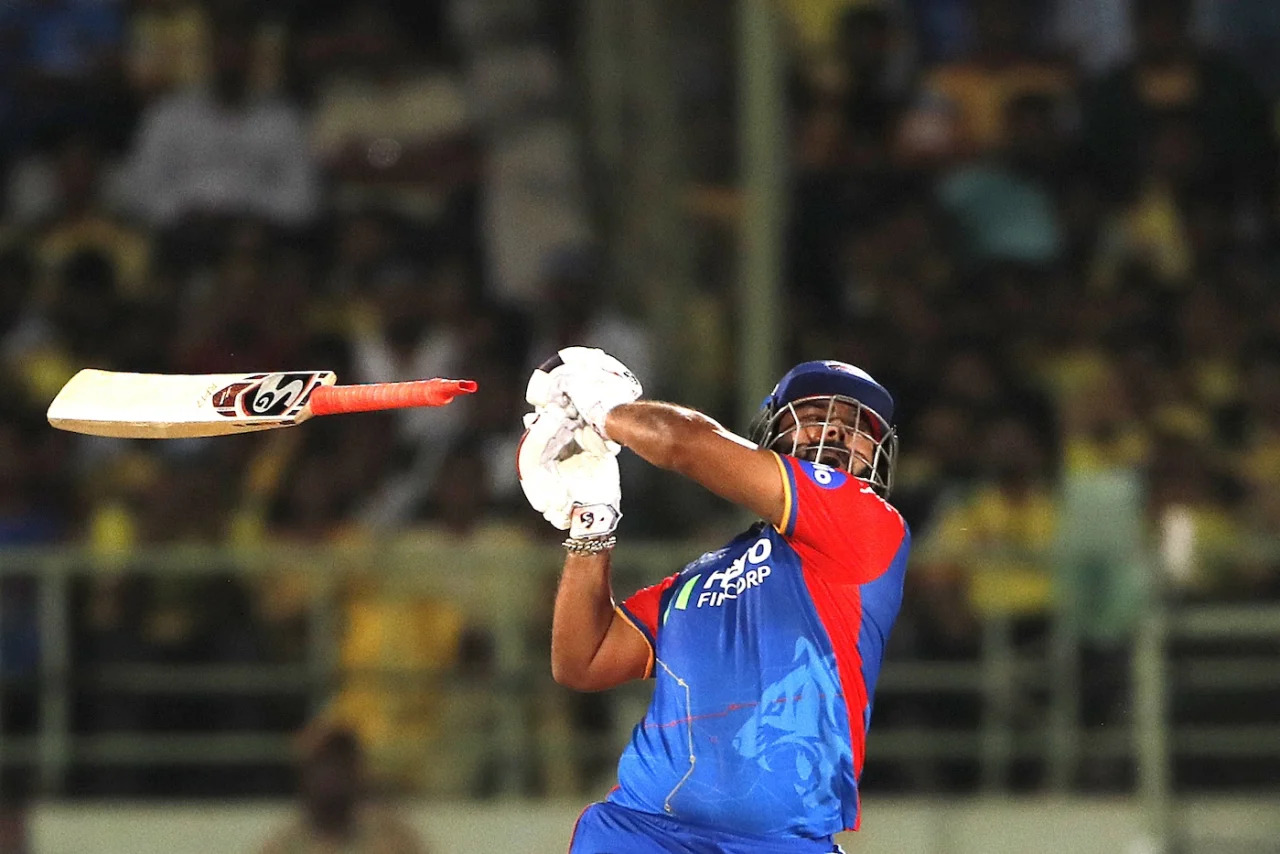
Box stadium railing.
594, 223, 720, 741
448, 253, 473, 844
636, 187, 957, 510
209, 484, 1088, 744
1, 540, 1277, 840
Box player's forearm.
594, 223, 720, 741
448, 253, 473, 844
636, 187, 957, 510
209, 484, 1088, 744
604, 401, 728, 473
550, 553, 617, 689
603, 400, 785, 525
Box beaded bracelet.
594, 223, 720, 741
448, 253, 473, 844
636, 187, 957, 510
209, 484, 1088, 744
562, 535, 617, 555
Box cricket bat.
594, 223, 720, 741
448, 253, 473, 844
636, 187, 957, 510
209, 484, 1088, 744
47, 369, 478, 439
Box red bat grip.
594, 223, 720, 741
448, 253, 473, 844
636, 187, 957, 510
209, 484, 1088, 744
308, 379, 477, 416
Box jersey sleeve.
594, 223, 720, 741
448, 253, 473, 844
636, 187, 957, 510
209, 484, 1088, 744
773, 452, 908, 584
617, 572, 680, 678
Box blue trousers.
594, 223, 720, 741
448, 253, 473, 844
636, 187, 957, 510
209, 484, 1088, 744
569, 802, 844, 854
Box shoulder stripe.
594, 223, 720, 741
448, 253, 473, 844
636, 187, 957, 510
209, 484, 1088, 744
772, 452, 798, 536
615, 604, 655, 678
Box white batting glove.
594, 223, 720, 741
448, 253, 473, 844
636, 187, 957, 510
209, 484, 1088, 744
559, 450, 622, 539
517, 404, 621, 535
517, 404, 578, 529
526, 347, 642, 453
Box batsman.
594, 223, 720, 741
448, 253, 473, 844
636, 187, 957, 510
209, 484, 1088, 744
518, 348, 911, 854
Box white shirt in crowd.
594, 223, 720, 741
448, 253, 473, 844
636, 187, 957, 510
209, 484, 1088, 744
126, 89, 319, 227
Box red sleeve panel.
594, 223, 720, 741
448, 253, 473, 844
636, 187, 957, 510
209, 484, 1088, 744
618, 572, 681, 677
776, 452, 912, 817
775, 453, 907, 584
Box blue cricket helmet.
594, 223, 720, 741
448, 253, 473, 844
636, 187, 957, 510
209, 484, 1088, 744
749, 360, 899, 496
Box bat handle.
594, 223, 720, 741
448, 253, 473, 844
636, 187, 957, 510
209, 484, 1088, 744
309, 379, 478, 416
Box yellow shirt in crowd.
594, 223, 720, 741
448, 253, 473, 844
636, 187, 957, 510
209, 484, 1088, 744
923, 484, 1058, 616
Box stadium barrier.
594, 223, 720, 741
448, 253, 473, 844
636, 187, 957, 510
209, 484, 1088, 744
2, 541, 1278, 851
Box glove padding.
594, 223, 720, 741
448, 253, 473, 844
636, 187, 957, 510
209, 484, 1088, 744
526, 347, 642, 454
517, 404, 621, 536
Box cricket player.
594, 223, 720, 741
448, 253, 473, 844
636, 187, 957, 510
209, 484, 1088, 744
518, 349, 909, 854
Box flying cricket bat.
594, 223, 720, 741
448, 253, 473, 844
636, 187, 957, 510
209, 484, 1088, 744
47, 369, 478, 439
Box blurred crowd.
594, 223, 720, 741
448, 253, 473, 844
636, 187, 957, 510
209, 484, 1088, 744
784, 0, 1280, 619
780, 0, 1280, 794
0, 0, 606, 803
1, 0, 1279, 803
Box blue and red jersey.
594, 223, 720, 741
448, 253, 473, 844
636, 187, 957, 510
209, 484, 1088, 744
609, 453, 910, 839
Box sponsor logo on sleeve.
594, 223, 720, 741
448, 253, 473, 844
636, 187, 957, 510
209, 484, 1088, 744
802, 461, 846, 490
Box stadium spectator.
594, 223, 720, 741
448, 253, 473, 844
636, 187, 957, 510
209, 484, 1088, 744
526, 246, 654, 389
0, 0, 130, 154
1235, 345, 1280, 496
1049, 0, 1138, 75
1080, 0, 1275, 207
1206, 0, 1280, 96
125, 0, 212, 98
901, 0, 1074, 161
259, 725, 427, 854
1051, 363, 1150, 610
0, 250, 50, 401
1089, 112, 1203, 293
166, 224, 313, 374
835, 4, 915, 145
307, 3, 476, 214
936, 93, 1067, 267
791, 3, 914, 158
0, 796, 30, 854
904, 0, 982, 65
46, 249, 131, 368
345, 257, 484, 527
460, 21, 593, 308
916, 415, 1058, 630
1149, 421, 1242, 597
324, 578, 464, 795
28, 136, 151, 298
125, 16, 318, 229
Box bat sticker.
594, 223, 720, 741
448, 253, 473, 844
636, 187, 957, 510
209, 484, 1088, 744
212, 381, 257, 414
213, 373, 320, 418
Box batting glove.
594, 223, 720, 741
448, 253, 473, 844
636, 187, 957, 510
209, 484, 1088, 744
517, 404, 621, 535
526, 347, 642, 454
560, 451, 622, 539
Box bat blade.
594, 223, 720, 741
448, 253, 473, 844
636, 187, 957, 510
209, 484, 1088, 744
47, 369, 335, 438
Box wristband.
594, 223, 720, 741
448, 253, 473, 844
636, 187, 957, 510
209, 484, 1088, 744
562, 535, 617, 555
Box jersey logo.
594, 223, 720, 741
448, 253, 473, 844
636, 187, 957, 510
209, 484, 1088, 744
731, 636, 845, 805
801, 461, 847, 490
661, 536, 777, 622
662, 574, 702, 626
696, 536, 773, 608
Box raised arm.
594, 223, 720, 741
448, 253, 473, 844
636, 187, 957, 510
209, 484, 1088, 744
517, 396, 653, 692
524, 349, 791, 691
603, 401, 787, 528
550, 550, 653, 692
549, 402, 786, 691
